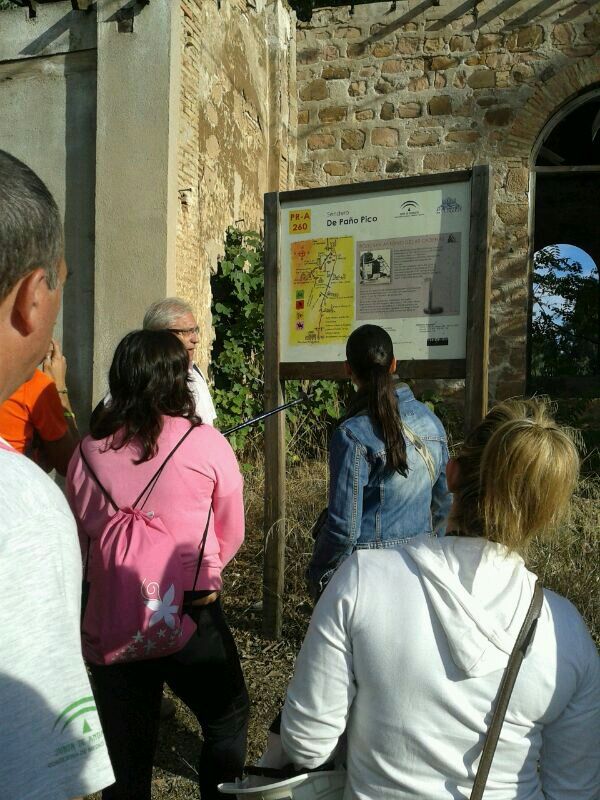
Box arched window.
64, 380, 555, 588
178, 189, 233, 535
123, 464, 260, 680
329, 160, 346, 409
529, 91, 600, 394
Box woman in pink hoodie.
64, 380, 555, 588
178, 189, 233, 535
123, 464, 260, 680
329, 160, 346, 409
67, 330, 248, 800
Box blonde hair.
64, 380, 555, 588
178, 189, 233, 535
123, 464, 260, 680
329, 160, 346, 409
449, 398, 580, 551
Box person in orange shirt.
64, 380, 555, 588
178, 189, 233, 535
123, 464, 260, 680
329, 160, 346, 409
0, 339, 79, 475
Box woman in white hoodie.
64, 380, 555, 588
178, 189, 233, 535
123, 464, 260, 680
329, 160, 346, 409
280, 399, 599, 799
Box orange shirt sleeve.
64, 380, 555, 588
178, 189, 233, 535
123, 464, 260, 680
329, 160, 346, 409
27, 370, 68, 443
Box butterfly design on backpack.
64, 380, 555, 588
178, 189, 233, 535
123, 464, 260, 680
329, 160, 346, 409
141, 580, 180, 630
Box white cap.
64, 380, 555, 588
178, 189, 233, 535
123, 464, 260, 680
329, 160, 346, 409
218, 769, 345, 800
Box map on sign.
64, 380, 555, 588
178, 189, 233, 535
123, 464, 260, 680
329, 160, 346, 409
289, 237, 354, 345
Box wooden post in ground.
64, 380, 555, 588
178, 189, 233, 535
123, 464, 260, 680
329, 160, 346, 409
263, 192, 286, 639
465, 164, 492, 435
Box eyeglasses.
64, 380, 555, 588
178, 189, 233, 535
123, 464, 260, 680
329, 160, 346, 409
167, 326, 199, 337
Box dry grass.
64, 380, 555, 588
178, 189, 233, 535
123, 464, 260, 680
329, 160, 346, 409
88, 458, 598, 799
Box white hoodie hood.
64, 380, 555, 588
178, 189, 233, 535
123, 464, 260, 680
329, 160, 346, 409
403, 536, 538, 677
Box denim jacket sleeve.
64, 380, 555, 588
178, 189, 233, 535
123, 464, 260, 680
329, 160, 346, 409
428, 438, 451, 535
307, 426, 369, 596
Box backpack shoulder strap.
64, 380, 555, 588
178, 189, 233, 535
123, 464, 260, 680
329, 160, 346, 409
402, 423, 436, 485
133, 423, 197, 510
79, 442, 118, 511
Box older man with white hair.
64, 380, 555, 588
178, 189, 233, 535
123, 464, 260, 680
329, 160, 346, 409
143, 297, 217, 426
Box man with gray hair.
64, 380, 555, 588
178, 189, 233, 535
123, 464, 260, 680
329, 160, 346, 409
144, 297, 217, 426
0, 150, 114, 798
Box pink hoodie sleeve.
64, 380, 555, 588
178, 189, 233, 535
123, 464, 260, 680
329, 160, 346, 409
210, 433, 245, 567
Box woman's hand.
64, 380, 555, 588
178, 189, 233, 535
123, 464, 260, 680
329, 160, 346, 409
42, 339, 67, 391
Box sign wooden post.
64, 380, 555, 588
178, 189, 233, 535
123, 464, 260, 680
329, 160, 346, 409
263, 192, 286, 639
263, 167, 491, 638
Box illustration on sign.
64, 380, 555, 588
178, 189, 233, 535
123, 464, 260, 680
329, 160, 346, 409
289, 237, 354, 345
356, 233, 461, 322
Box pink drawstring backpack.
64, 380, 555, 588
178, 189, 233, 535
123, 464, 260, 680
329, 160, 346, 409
79, 425, 210, 665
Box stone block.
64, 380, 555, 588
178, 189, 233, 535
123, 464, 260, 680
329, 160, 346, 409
372, 42, 395, 58
381, 59, 406, 73
349, 80, 367, 96
453, 72, 467, 88
397, 102, 421, 118
298, 109, 310, 125
407, 130, 440, 146
496, 203, 528, 225
434, 73, 447, 89
341, 129, 366, 150
431, 56, 457, 70
465, 55, 485, 66
445, 129, 480, 143
428, 95, 452, 115
496, 70, 511, 88
506, 25, 544, 51
449, 35, 471, 52
423, 36, 446, 54
584, 20, 600, 43
335, 26, 362, 40
322, 65, 351, 80
467, 69, 496, 88
296, 162, 317, 187
385, 157, 408, 174
476, 97, 498, 108
298, 48, 321, 65
347, 42, 368, 57
484, 107, 513, 126
360, 66, 377, 77
380, 101, 395, 120
359, 157, 379, 172
323, 161, 350, 176
423, 152, 472, 170
396, 37, 422, 55
307, 133, 336, 150
372, 126, 400, 146
300, 79, 328, 101
375, 78, 396, 94
323, 44, 340, 60
476, 33, 503, 51
485, 53, 512, 69
506, 168, 529, 194
408, 75, 430, 91
318, 106, 347, 123
355, 108, 375, 120
552, 22, 575, 47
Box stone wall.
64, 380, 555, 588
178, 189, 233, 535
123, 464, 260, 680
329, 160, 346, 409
176, 0, 296, 372
295, 0, 600, 400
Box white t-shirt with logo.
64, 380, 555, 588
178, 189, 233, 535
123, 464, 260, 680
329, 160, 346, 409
0, 440, 114, 798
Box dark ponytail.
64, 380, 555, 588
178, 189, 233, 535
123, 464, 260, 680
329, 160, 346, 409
347, 325, 408, 476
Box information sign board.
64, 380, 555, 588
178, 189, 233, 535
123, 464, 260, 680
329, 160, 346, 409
279, 180, 471, 363
261, 168, 491, 639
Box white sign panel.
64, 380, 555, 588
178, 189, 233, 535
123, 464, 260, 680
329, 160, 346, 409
279, 181, 471, 363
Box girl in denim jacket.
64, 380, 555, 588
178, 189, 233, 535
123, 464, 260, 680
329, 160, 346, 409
307, 325, 451, 597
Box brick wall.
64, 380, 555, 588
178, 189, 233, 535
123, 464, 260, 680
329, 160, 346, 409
176, 0, 296, 372
295, 0, 600, 399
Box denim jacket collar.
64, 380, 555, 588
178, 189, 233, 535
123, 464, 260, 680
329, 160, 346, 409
340, 378, 414, 424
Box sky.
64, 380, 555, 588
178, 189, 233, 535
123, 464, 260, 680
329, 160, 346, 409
533, 243, 598, 322
556, 244, 597, 276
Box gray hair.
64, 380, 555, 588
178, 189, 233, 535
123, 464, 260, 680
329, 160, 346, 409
0, 150, 63, 302
143, 297, 195, 330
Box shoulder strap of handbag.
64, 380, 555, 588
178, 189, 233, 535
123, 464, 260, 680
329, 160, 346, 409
402, 422, 436, 486
469, 580, 544, 800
